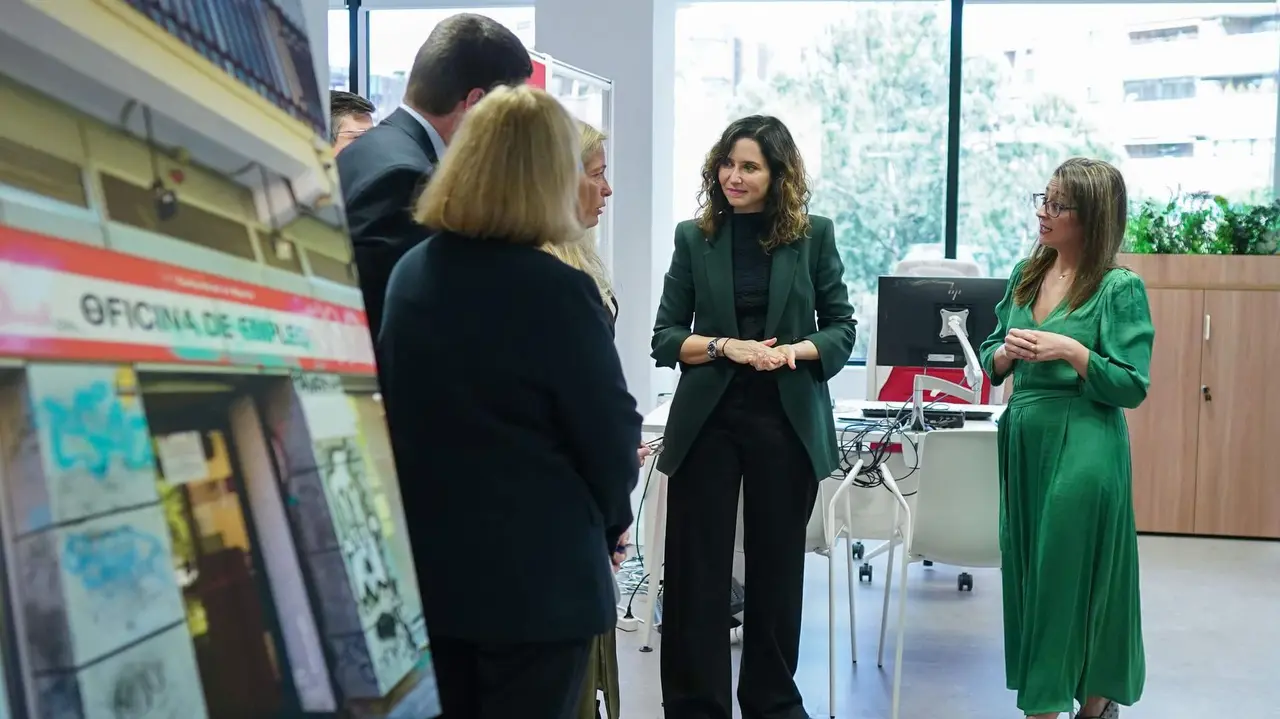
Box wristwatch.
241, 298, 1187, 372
707, 337, 725, 360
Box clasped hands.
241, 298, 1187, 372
1001, 327, 1082, 363
723, 337, 797, 371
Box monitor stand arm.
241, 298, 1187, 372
910, 316, 984, 431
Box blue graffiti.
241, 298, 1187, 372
63, 526, 166, 594
40, 381, 154, 478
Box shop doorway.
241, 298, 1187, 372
140, 381, 289, 718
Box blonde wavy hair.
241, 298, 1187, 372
416, 85, 581, 247
543, 120, 615, 309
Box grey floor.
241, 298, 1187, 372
613, 535, 1280, 718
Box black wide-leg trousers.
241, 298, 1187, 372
660, 387, 818, 719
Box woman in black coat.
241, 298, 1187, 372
378, 84, 643, 719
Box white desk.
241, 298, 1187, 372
634, 398, 1003, 650
641, 398, 1003, 433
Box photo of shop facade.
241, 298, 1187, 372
0, 363, 432, 719
0, 1, 435, 716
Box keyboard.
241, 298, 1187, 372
860, 406, 993, 422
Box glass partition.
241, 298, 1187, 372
544, 58, 616, 275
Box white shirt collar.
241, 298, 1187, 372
398, 103, 447, 162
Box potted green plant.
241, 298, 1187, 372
1125, 192, 1280, 256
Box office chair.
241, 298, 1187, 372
877, 429, 1002, 719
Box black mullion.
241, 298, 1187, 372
347, 0, 362, 94
943, 0, 964, 258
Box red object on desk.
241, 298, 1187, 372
868, 440, 903, 454
529, 58, 547, 89
864, 366, 992, 454
877, 366, 992, 404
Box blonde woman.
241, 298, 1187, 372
550, 121, 651, 478
550, 121, 628, 719
379, 86, 643, 719
546, 121, 617, 322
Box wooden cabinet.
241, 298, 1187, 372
1122, 255, 1280, 539
1192, 290, 1280, 538
1129, 288, 1201, 534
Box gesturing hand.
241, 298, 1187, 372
1002, 329, 1037, 361
1005, 328, 1082, 363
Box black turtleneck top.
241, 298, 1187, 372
727, 212, 781, 398
731, 212, 773, 342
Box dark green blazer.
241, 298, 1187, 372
651, 214, 857, 480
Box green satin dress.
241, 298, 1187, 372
979, 262, 1151, 715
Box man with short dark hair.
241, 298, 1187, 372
329, 90, 375, 154
337, 13, 533, 342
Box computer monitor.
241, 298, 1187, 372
875, 275, 1007, 369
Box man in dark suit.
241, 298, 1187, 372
329, 90, 375, 155
337, 13, 533, 340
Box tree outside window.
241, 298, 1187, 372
675, 1, 1279, 360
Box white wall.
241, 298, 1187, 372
535, 0, 676, 414
829, 364, 868, 402
534, 0, 870, 410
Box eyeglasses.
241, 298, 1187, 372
1032, 193, 1076, 218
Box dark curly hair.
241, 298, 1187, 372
695, 115, 811, 251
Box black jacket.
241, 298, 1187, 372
378, 232, 642, 642
337, 107, 440, 340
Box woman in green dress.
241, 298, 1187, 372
978, 157, 1151, 719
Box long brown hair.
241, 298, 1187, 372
695, 115, 811, 251
1014, 157, 1128, 310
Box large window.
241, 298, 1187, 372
675, 2, 953, 359
328, 9, 351, 91
959, 2, 1280, 282
366, 8, 535, 121
677, 1, 1280, 362
328, 7, 535, 120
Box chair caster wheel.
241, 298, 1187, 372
958, 572, 974, 591
858, 563, 873, 583
922, 560, 933, 567
851, 541, 865, 560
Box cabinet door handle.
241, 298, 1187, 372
1202, 385, 1212, 402
1203, 313, 1211, 341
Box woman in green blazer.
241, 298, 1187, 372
651, 115, 856, 719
